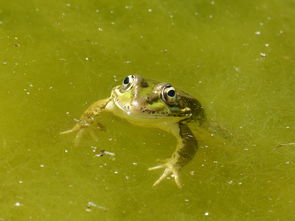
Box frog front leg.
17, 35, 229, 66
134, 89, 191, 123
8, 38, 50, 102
148, 122, 197, 188
60, 97, 112, 146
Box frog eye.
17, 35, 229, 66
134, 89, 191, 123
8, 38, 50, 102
162, 85, 177, 104
121, 75, 136, 91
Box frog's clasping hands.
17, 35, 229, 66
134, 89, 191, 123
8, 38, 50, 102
61, 75, 205, 188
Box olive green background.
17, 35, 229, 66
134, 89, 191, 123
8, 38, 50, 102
0, 0, 294, 220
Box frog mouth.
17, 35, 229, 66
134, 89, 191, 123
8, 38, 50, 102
111, 86, 191, 119
111, 86, 170, 118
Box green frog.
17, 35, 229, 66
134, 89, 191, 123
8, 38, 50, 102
61, 75, 206, 188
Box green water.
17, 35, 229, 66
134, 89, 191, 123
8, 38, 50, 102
0, 0, 294, 220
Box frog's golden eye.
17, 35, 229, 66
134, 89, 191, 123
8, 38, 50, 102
121, 75, 136, 91
162, 85, 177, 104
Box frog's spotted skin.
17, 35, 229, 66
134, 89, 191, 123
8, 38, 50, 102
61, 75, 205, 188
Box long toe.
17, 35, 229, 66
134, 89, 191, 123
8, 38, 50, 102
148, 164, 166, 171
152, 168, 172, 187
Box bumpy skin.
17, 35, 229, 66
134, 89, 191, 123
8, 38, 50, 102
61, 75, 205, 188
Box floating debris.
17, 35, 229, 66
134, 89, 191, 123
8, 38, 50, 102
260, 52, 267, 57
15, 202, 21, 207
95, 150, 115, 157
276, 143, 295, 148
85, 201, 107, 212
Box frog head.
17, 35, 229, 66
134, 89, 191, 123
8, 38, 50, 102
111, 75, 204, 122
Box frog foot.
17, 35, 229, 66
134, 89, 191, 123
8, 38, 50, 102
148, 161, 182, 188
60, 122, 104, 146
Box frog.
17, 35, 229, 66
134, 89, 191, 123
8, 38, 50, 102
61, 75, 206, 188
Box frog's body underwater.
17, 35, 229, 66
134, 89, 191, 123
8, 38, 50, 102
61, 75, 206, 188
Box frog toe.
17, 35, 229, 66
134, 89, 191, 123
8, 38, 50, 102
73, 128, 86, 147
148, 163, 182, 188
60, 125, 80, 135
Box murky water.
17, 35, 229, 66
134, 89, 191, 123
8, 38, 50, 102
0, 0, 294, 220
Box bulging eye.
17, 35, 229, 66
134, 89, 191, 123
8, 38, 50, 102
162, 85, 177, 104
121, 75, 136, 91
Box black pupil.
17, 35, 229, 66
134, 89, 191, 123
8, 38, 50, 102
167, 89, 175, 97
123, 77, 130, 85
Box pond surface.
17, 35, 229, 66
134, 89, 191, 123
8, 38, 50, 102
0, 0, 294, 220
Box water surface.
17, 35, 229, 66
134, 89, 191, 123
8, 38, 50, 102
0, 0, 294, 220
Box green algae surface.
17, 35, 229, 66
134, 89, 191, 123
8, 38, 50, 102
0, 0, 294, 220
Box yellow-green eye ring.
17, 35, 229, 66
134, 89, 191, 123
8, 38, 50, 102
161, 85, 177, 104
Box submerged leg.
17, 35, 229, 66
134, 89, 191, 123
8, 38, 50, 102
148, 122, 198, 188
60, 98, 112, 146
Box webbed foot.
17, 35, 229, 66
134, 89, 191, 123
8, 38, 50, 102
148, 161, 182, 188
60, 122, 104, 146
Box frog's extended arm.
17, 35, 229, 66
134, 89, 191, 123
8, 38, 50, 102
148, 121, 198, 188
60, 97, 112, 146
